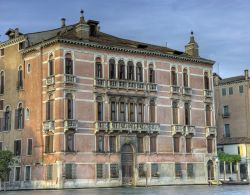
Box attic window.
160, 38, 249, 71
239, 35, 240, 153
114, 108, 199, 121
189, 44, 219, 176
137, 44, 148, 49
19, 42, 25, 50
0, 49, 4, 56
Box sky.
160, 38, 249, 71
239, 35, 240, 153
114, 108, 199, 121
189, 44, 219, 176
1, 0, 250, 78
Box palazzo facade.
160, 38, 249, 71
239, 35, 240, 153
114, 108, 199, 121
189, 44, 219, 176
0, 12, 216, 189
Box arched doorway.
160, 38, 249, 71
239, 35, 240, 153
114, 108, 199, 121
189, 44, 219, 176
121, 144, 134, 185
207, 160, 214, 181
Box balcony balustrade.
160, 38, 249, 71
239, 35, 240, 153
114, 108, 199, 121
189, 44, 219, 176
95, 121, 160, 134
64, 119, 78, 131
147, 83, 157, 92
206, 126, 216, 137
43, 120, 55, 132
46, 76, 55, 86
64, 74, 76, 84
170, 85, 181, 95
183, 87, 192, 96
184, 125, 195, 135
171, 124, 184, 135
204, 89, 213, 98
95, 78, 106, 87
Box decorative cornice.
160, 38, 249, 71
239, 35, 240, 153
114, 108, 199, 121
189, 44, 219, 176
217, 79, 249, 86
0, 36, 26, 48
22, 37, 215, 65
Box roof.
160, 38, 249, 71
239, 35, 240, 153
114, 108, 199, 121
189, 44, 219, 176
218, 137, 250, 145
219, 76, 246, 85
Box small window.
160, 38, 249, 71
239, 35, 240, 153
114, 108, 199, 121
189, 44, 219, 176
174, 136, 180, 153
109, 136, 116, 153
65, 131, 74, 152
0, 49, 4, 57
138, 163, 146, 178
27, 138, 32, 155
0, 71, 4, 94
150, 136, 156, 153
151, 163, 159, 177
15, 167, 21, 181
137, 136, 144, 153
96, 135, 104, 153
65, 164, 75, 179
175, 163, 182, 178
207, 138, 213, 153
0, 142, 2, 151
222, 88, 226, 96
25, 166, 31, 181
19, 42, 25, 50
229, 87, 233, 95
239, 85, 244, 93
110, 164, 119, 178
224, 124, 230, 137
187, 163, 194, 178
186, 137, 191, 153
223, 105, 229, 116
0, 100, 3, 110
27, 64, 31, 73
96, 164, 103, 179
25, 108, 30, 120
45, 135, 53, 153
47, 165, 53, 180
14, 140, 21, 156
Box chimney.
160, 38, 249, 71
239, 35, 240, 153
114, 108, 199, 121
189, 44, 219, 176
15, 28, 19, 37
61, 18, 66, 27
75, 9, 89, 40
244, 69, 249, 80
185, 31, 199, 57
87, 20, 99, 36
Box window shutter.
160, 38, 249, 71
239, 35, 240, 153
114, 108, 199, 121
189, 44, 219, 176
15, 109, 18, 129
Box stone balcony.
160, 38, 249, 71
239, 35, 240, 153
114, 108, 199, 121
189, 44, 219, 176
204, 89, 213, 98
95, 121, 160, 134
170, 85, 181, 95
46, 76, 55, 86
64, 119, 78, 131
184, 125, 195, 135
95, 78, 157, 92
171, 124, 184, 135
43, 120, 55, 132
206, 126, 216, 137
64, 74, 76, 84
182, 87, 192, 96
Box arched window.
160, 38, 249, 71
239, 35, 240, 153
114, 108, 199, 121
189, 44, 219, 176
183, 68, 188, 87
27, 64, 31, 73
118, 60, 125, 80
127, 61, 134, 80
15, 103, 24, 129
149, 64, 155, 83
4, 106, 11, 131
96, 96, 103, 121
46, 95, 54, 121
136, 62, 143, 82
95, 57, 102, 79
65, 130, 75, 152
184, 102, 190, 125
171, 67, 177, 86
0, 71, 4, 94
204, 72, 209, 90
17, 66, 23, 90
172, 100, 178, 124
149, 100, 155, 123
66, 93, 73, 119
65, 53, 73, 75
206, 104, 211, 126
109, 59, 116, 79
48, 54, 54, 76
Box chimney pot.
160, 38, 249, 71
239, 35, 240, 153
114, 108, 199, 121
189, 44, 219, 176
244, 69, 249, 80
61, 18, 66, 27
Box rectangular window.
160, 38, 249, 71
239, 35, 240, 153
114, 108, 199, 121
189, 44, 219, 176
110, 164, 119, 178
187, 163, 194, 178
27, 138, 32, 155
14, 140, 21, 156
137, 136, 144, 153
207, 138, 213, 153
25, 166, 31, 181
138, 163, 146, 178
19, 42, 25, 50
0, 142, 2, 151
229, 87, 233, 95
96, 164, 103, 179
97, 102, 103, 121
65, 164, 73, 179
151, 163, 159, 177
129, 103, 135, 122
45, 135, 53, 153
223, 105, 229, 116
97, 135, 104, 152
172, 102, 178, 124
137, 103, 143, 123
184, 103, 190, 125
239, 85, 244, 93
0, 100, 3, 110
174, 136, 179, 153
224, 124, 230, 137
15, 167, 21, 181
175, 163, 182, 178
46, 100, 54, 120
150, 136, 156, 153
109, 136, 116, 153
149, 103, 155, 123
47, 165, 53, 180
111, 102, 116, 121
0, 49, 4, 56
222, 88, 226, 96
186, 137, 191, 153
66, 132, 74, 152
120, 102, 125, 122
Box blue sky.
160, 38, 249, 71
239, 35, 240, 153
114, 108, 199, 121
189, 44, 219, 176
1, 0, 250, 78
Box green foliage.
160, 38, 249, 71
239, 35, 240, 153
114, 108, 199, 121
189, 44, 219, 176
0, 150, 15, 181
218, 151, 241, 162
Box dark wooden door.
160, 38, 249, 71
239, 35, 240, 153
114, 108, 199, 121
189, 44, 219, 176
121, 144, 134, 185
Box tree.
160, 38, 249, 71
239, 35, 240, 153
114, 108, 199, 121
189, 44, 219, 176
0, 150, 15, 191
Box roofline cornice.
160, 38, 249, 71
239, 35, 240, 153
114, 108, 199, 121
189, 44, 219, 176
0, 36, 26, 48
22, 38, 215, 65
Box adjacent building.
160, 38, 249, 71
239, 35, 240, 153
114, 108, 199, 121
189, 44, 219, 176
214, 70, 250, 180
0, 12, 216, 189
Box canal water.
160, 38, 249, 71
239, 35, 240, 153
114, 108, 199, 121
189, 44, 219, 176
1, 185, 250, 195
